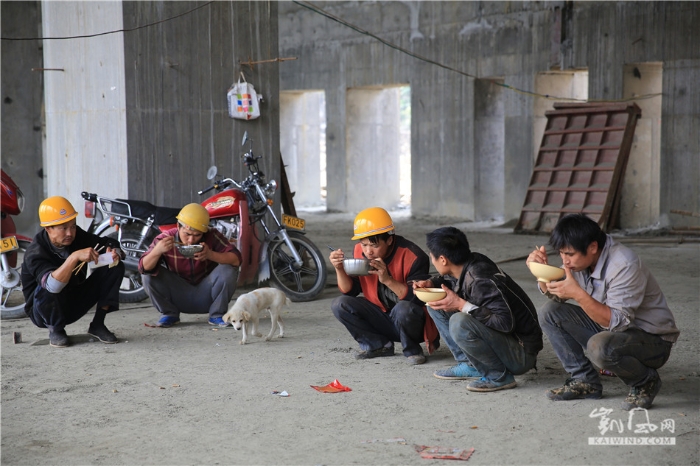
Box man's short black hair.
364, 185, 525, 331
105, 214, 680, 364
363, 232, 394, 245
426, 227, 472, 265
549, 213, 607, 255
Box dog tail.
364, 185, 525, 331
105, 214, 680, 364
285, 297, 292, 306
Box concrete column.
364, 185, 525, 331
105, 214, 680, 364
474, 79, 505, 221
41, 0, 128, 228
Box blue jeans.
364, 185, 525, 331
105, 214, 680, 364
331, 295, 425, 357
449, 312, 537, 382
143, 265, 238, 319
539, 301, 673, 389
427, 307, 468, 363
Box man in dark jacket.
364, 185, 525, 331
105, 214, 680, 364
414, 227, 542, 392
21, 196, 125, 348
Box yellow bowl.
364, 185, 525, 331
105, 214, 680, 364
528, 262, 565, 283
414, 287, 447, 303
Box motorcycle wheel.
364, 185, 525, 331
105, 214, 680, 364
1, 239, 31, 320
107, 232, 149, 303
267, 231, 327, 302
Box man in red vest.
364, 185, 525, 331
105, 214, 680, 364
329, 207, 438, 365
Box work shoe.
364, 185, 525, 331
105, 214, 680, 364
467, 374, 518, 392
156, 315, 180, 328
546, 378, 602, 401
208, 317, 231, 327
434, 362, 482, 380
621, 377, 662, 411
407, 354, 426, 365
88, 324, 118, 344
49, 329, 70, 348
355, 346, 395, 360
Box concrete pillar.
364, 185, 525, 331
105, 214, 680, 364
345, 87, 401, 212
41, 0, 128, 228
622, 63, 663, 228
474, 79, 505, 221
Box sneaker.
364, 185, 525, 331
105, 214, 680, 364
434, 362, 482, 380
88, 324, 118, 344
546, 378, 602, 401
621, 377, 662, 411
355, 345, 395, 360
467, 374, 518, 392
407, 354, 426, 365
49, 329, 70, 348
156, 315, 180, 328
208, 317, 231, 327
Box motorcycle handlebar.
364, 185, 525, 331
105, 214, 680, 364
198, 185, 216, 196
197, 178, 242, 196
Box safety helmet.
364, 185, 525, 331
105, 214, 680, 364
176, 203, 209, 233
39, 196, 78, 227
351, 207, 395, 240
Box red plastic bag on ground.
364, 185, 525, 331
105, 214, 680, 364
310, 379, 352, 393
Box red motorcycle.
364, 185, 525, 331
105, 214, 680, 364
1, 169, 32, 319
83, 132, 327, 302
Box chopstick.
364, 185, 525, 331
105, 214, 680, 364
73, 244, 105, 275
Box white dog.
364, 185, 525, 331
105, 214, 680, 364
222, 287, 290, 344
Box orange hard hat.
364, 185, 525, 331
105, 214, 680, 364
351, 207, 395, 240
39, 196, 78, 227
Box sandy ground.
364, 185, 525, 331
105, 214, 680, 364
2, 211, 699, 465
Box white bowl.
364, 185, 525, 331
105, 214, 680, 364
414, 287, 447, 303
528, 262, 565, 283
343, 258, 371, 276
177, 244, 203, 258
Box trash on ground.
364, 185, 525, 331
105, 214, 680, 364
599, 369, 617, 377
414, 445, 475, 461
310, 379, 351, 393
272, 390, 289, 397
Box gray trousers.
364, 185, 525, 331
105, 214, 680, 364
539, 300, 673, 389
142, 265, 238, 319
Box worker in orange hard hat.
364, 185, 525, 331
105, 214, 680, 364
139, 203, 242, 328
21, 196, 125, 348
328, 207, 439, 365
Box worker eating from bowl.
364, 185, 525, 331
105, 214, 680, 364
139, 203, 241, 328
412, 227, 542, 392
526, 213, 679, 410
328, 207, 438, 365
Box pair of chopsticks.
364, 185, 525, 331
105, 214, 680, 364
72, 244, 105, 275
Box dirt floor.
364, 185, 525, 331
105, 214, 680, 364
2, 210, 698, 465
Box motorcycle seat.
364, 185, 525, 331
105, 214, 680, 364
115, 199, 180, 226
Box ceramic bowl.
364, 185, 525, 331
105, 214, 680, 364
343, 258, 371, 276
177, 244, 203, 258
414, 287, 447, 303
528, 262, 565, 283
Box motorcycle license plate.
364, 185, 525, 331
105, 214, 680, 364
1, 236, 19, 253
282, 214, 305, 231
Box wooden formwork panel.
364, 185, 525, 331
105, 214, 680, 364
515, 102, 641, 233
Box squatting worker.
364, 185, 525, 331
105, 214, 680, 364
329, 207, 438, 365
527, 213, 679, 410
139, 203, 241, 328
21, 196, 125, 348
414, 227, 542, 392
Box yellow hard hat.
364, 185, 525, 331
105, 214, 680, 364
176, 203, 209, 233
39, 196, 78, 227
351, 207, 395, 240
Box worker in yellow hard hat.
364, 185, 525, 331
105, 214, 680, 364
328, 207, 439, 365
139, 203, 242, 328
21, 196, 125, 348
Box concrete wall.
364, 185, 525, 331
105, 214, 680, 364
1, 1, 44, 236
2, 1, 280, 231
122, 1, 281, 210
278, 1, 700, 229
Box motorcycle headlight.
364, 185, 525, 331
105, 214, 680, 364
263, 180, 278, 198
16, 188, 25, 213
